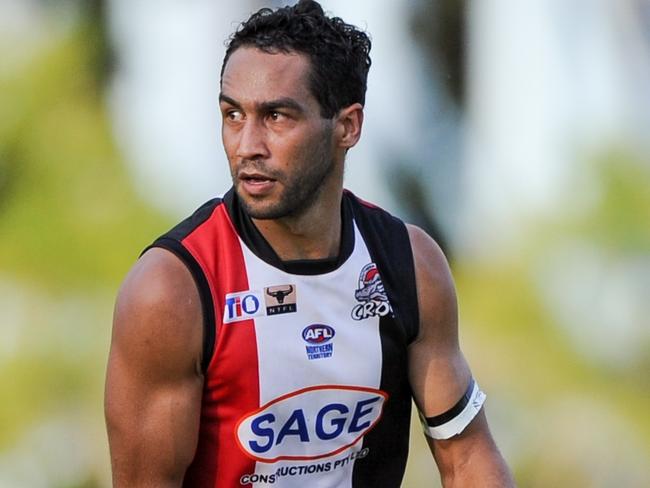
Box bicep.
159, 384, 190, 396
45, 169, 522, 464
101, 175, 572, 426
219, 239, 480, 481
407, 225, 471, 418
105, 248, 204, 487
406, 226, 513, 486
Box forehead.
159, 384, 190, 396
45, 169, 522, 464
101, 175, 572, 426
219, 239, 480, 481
221, 47, 315, 106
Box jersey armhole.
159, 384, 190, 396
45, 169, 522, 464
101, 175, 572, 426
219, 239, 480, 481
141, 237, 216, 373
346, 193, 420, 344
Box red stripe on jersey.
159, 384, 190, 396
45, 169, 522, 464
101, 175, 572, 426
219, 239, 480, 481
181, 203, 259, 487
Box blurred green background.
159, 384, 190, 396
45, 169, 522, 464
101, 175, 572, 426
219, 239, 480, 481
1, 1, 649, 487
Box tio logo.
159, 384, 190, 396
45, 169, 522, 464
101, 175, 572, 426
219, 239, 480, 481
224, 291, 263, 323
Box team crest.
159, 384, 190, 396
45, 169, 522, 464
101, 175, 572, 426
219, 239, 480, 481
351, 263, 392, 320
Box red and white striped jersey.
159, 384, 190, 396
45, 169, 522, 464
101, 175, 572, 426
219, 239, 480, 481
146, 188, 419, 487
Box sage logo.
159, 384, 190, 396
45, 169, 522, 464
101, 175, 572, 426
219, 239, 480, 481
235, 385, 388, 462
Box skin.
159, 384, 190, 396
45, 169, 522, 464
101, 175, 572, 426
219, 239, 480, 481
220, 47, 361, 260
105, 248, 203, 487
407, 225, 514, 486
105, 47, 514, 487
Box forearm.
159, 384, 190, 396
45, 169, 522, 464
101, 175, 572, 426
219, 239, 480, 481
437, 449, 514, 488
111, 466, 183, 488
430, 413, 515, 488
107, 407, 197, 488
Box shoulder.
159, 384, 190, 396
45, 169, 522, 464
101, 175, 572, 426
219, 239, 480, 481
112, 247, 204, 378
344, 191, 411, 251
405, 224, 458, 343
406, 224, 454, 287
152, 197, 225, 245
342, 193, 452, 303
117, 247, 200, 314
344, 190, 403, 224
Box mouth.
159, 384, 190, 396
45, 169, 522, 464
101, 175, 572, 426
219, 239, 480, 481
238, 171, 278, 196
239, 172, 276, 184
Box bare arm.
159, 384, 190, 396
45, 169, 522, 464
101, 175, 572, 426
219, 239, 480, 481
105, 248, 204, 487
407, 225, 514, 487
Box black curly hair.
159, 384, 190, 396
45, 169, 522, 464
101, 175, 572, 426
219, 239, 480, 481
221, 0, 372, 119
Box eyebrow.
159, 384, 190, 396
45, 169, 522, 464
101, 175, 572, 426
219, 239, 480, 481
219, 94, 242, 109
219, 94, 305, 114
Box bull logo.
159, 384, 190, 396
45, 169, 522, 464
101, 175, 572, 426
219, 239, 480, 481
266, 285, 293, 304
264, 284, 297, 315
351, 263, 392, 321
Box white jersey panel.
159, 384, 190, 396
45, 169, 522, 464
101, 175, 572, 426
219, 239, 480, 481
237, 223, 384, 488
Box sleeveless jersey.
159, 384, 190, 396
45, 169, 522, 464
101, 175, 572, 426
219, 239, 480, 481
146, 188, 420, 488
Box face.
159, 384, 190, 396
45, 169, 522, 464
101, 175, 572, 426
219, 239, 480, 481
220, 47, 337, 220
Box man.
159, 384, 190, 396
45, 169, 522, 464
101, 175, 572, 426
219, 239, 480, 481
105, 1, 515, 486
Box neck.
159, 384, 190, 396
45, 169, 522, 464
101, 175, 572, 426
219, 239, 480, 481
252, 188, 343, 262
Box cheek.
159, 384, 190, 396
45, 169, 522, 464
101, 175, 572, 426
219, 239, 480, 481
222, 127, 238, 159
271, 129, 327, 166
265, 133, 296, 165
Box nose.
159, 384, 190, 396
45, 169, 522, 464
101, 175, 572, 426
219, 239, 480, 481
236, 119, 270, 160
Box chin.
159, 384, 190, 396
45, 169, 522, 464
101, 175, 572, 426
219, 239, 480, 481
239, 196, 287, 220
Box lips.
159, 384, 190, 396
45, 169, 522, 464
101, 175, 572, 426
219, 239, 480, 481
239, 172, 275, 183
238, 171, 277, 196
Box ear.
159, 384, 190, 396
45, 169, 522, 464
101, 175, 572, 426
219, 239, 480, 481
334, 103, 364, 150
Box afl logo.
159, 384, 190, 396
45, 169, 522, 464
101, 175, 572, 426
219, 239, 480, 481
235, 385, 388, 463
302, 324, 335, 344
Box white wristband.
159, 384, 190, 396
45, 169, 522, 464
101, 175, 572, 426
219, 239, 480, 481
419, 380, 486, 440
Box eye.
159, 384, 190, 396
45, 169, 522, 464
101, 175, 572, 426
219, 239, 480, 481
225, 109, 243, 122
268, 111, 285, 122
